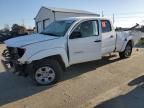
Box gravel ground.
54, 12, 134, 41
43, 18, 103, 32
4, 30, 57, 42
0, 45, 143, 108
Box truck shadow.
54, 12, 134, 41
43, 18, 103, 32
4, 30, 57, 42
0, 54, 121, 106
63, 54, 121, 80
95, 75, 144, 108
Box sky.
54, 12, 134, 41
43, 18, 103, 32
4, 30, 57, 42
0, 0, 144, 29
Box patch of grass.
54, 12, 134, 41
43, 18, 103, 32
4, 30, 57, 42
138, 39, 144, 45
135, 39, 144, 47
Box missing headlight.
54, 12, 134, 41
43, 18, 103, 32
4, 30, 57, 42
17, 48, 25, 58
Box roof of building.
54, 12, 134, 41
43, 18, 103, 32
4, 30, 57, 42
47, 7, 98, 14
35, 6, 100, 19
60, 16, 108, 20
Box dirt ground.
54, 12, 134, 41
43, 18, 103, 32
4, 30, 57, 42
94, 75, 144, 108
0, 45, 144, 108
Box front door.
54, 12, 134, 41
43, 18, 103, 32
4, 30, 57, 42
68, 20, 102, 65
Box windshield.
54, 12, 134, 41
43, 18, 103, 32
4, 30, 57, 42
40, 20, 75, 37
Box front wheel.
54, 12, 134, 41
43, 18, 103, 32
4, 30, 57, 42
119, 42, 133, 59
31, 59, 63, 85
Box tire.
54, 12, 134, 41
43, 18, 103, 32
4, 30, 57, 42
119, 42, 133, 59
31, 59, 63, 86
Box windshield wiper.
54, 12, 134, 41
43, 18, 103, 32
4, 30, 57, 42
40, 32, 59, 36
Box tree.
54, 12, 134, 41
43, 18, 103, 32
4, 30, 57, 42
4, 24, 10, 32
11, 24, 26, 36
0, 24, 10, 34
0, 29, 3, 33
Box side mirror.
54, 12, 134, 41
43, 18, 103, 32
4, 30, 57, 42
70, 31, 82, 39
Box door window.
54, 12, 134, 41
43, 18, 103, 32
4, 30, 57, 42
70, 20, 99, 39
101, 20, 112, 33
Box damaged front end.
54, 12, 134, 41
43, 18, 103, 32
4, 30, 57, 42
1, 47, 30, 76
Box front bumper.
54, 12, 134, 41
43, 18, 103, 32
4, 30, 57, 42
1, 58, 32, 77
1, 59, 15, 72
1, 58, 23, 73
1, 47, 33, 76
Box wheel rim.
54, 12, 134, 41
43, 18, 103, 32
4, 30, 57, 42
125, 45, 132, 57
35, 66, 56, 85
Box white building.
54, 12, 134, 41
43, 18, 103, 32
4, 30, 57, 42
34, 7, 100, 32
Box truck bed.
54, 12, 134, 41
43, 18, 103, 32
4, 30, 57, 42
115, 31, 141, 52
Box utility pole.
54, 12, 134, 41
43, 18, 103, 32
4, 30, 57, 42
102, 11, 104, 17
22, 19, 25, 27
113, 13, 115, 24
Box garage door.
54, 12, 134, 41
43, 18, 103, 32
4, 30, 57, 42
43, 19, 50, 29
37, 21, 43, 33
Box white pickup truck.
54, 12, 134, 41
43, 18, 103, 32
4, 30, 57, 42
1, 17, 141, 85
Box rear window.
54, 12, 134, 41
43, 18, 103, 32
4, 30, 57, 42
101, 20, 112, 33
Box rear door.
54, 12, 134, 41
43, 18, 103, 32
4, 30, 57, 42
101, 20, 116, 55
68, 20, 102, 65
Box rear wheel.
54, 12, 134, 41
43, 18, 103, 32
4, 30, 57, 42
119, 42, 132, 59
31, 59, 63, 85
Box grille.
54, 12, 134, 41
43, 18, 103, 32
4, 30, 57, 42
2, 47, 25, 60
7, 47, 25, 59
7, 47, 19, 59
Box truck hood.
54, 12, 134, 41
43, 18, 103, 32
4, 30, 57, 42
4, 34, 59, 47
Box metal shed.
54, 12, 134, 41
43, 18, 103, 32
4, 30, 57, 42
34, 7, 100, 32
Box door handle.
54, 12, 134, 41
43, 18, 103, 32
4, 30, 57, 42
110, 35, 114, 38
94, 40, 101, 42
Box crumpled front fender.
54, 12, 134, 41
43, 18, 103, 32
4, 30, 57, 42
19, 47, 69, 67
